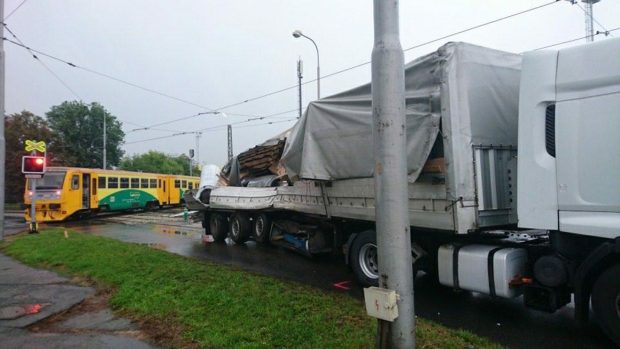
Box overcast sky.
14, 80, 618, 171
5, 0, 620, 167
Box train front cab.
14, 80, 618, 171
24, 168, 99, 222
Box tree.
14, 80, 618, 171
46, 101, 124, 168
120, 151, 201, 176
5, 111, 55, 203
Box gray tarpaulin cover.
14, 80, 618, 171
281, 42, 521, 187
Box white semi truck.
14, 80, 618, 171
188, 39, 620, 344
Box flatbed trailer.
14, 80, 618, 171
189, 40, 620, 345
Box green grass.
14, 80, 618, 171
1, 230, 501, 349
4, 202, 22, 210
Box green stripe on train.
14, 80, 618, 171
99, 190, 158, 211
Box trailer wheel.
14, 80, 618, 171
592, 263, 620, 346
253, 214, 271, 244
350, 230, 379, 287
230, 213, 251, 245
209, 213, 228, 243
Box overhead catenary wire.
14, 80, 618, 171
3, 24, 295, 134
124, 117, 298, 145
2, 35, 216, 111
210, 0, 561, 112
3, 23, 82, 100
531, 26, 620, 50
4, 0, 560, 129
3, 23, 153, 130
4, 0, 28, 21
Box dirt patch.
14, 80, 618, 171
28, 288, 114, 333
28, 284, 199, 349
132, 314, 200, 349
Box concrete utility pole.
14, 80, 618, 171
371, 0, 415, 347
227, 124, 233, 161
0, 0, 6, 240
102, 114, 107, 169
297, 58, 303, 119
195, 132, 201, 165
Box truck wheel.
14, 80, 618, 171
253, 214, 271, 244
229, 213, 251, 245
209, 213, 228, 243
592, 263, 620, 346
350, 230, 379, 287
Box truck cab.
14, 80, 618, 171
518, 38, 620, 343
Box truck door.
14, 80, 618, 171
82, 173, 90, 209
555, 40, 620, 238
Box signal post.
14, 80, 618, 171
22, 140, 47, 233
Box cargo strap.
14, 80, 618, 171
487, 247, 505, 297
452, 244, 463, 290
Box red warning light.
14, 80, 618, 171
22, 156, 46, 174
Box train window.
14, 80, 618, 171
140, 178, 148, 188
174, 180, 180, 188
188, 182, 193, 190
158, 179, 161, 188
195, 182, 199, 188
99, 176, 107, 189
120, 177, 129, 189
92, 179, 97, 195
131, 178, 139, 188
108, 177, 118, 189
182, 180, 187, 188
71, 175, 79, 190
150, 179, 157, 188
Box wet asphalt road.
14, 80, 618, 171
9, 215, 617, 349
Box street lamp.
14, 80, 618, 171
292, 30, 320, 99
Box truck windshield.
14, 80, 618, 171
34, 171, 67, 190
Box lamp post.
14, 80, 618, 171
292, 30, 320, 99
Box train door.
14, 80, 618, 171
90, 175, 99, 209
157, 176, 167, 206
163, 177, 169, 205
82, 173, 90, 209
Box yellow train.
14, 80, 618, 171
24, 167, 200, 222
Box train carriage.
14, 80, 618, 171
24, 167, 199, 222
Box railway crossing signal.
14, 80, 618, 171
22, 156, 46, 175
24, 140, 46, 152
23, 140, 47, 234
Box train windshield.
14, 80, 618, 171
36, 171, 66, 190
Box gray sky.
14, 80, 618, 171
5, 0, 620, 167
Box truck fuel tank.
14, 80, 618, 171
438, 244, 527, 298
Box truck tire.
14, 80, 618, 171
209, 213, 228, 243
350, 230, 379, 287
591, 263, 620, 346
230, 213, 251, 245
253, 213, 271, 244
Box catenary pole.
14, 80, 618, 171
297, 58, 303, 118
103, 114, 107, 169
372, 0, 415, 347
227, 124, 233, 161
0, 0, 6, 240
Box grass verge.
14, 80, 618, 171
5, 202, 22, 210
1, 229, 501, 348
